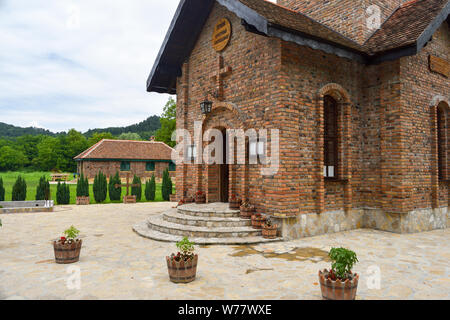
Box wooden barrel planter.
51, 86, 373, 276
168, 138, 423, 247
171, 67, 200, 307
318, 270, 359, 300
262, 224, 278, 239
229, 199, 241, 210
240, 205, 255, 219
195, 194, 206, 204
76, 196, 90, 205
184, 197, 195, 204
251, 214, 267, 229
166, 255, 198, 283
123, 195, 136, 204
53, 240, 82, 264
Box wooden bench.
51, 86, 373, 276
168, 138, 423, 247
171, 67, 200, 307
51, 173, 70, 182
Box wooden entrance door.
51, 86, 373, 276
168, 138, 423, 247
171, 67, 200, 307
219, 129, 229, 202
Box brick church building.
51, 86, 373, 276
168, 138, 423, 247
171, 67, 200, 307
75, 139, 176, 180
147, 0, 449, 239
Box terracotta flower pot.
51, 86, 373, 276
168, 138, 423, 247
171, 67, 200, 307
262, 224, 278, 239
184, 197, 194, 204
251, 214, 267, 229
229, 199, 241, 210
166, 255, 198, 283
53, 239, 82, 264
240, 205, 255, 219
195, 194, 206, 204
318, 269, 359, 300
123, 195, 136, 204
76, 196, 90, 205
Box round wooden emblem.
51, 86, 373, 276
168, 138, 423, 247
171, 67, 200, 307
212, 18, 232, 52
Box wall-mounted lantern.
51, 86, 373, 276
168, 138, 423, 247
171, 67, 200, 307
200, 100, 213, 115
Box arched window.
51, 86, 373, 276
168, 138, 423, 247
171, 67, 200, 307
437, 103, 448, 180
324, 95, 338, 178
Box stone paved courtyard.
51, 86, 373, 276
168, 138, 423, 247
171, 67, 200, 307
0, 202, 449, 300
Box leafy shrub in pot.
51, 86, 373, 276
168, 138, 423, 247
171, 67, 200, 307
318, 247, 359, 300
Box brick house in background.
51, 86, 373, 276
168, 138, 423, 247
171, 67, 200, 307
147, 0, 449, 239
74, 139, 176, 180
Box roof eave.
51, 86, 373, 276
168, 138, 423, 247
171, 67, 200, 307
416, 1, 450, 52
146, 0, 450, 93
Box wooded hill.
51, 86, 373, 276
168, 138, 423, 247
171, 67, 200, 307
0, 115, 161, 139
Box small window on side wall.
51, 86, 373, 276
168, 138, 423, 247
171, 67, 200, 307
146, 161, 155, 171
169, 161, 176, 171
324, 95, 338, 179
437, 104, 449, 180
120, 161, 130, 171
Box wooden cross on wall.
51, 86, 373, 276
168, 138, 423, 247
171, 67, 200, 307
115, 172, 140, 196
211, 55, 232, 101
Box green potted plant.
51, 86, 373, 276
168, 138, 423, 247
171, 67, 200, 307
251, 213, 267, 229
229, 194, 241, 210
195, 191, 206, 204
262, 218, 278, 239
240, 200, 255, 219
166, 237, 198, 283
53, 226, 82, 264
319, 247, 359, 300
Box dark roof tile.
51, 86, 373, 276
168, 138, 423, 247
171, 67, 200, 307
74, 139, 174, 161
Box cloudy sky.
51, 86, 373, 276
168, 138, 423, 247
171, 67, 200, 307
0, 0, 179, 133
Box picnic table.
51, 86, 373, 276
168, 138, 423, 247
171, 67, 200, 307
50, 173, 71, 182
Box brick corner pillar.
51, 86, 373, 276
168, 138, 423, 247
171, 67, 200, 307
430, 104, 439, 209
175, 61, 190, 202
316, 96, 325, 214
343, 101, 353, 213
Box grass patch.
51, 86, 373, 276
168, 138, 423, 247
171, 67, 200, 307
0, 171, 174, 205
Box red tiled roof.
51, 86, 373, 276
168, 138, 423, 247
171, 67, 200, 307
243, 0, 449, 55
74, 139, 174, 161
238, 0, 364, 51
365, 0, 449, 53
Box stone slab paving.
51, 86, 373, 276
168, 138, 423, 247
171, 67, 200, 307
0, 202, 449, 300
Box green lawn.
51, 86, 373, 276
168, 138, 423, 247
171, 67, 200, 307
0, 171, 174, 205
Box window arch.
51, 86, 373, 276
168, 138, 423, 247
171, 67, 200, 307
324, 95, 338, 178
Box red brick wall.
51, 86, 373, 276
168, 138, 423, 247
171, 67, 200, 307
399, 22, 450, 212
175, 2, 449, 218
79, 161, 175, 181
175, 2, 281, 211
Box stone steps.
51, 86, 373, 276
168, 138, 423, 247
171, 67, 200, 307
133, 202, 282, 244
177, 203, 240, 218
162, 209, 251, 228
147, 215, 261, 238
133, 220, 281, 245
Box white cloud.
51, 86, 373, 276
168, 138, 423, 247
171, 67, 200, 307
0, 0, 179, 132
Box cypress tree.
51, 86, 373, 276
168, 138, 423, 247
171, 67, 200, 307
76, 174, 83, 197
93, 171, 107, 203
76, 174, 89, 197
12, 176, 27, 201
162, 169, 172, 201
36, 176, 50, 200
56, 182, 70, 205
83, 175, 89, 197
131, 175, 142, 201
145, 175, 156, 201
0, 177, 5, 202
109, 172, 122, 201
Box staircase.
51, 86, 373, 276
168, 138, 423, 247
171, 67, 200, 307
133, 203, 282, 245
